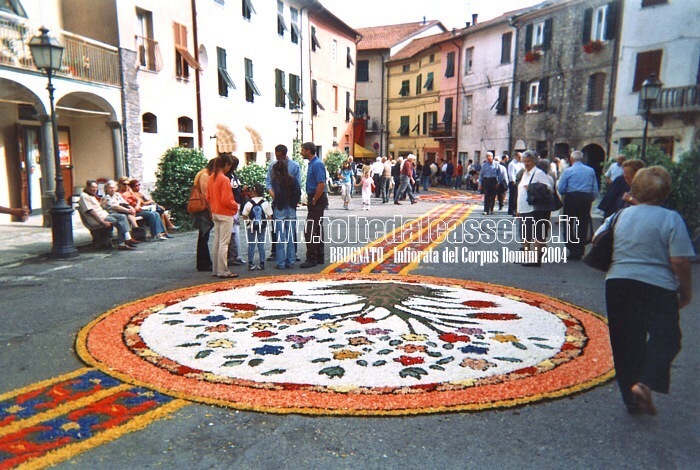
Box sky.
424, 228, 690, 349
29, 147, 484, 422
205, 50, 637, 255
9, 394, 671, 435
322, 0, 544, 30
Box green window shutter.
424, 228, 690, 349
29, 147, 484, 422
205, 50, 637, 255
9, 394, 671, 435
582, 8, 593, 44
605, 1, 619, 40
525, 24, 533, 53
519, 82, 527, 114
543, 19, 553, 51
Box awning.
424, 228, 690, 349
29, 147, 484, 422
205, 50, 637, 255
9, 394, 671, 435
354, 143, 377, 158
175, 45, 202, 71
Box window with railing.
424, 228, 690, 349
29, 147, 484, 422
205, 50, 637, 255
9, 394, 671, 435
136, 8, 161, 72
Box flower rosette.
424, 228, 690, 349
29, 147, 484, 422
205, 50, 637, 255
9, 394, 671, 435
81, 274, 613, 414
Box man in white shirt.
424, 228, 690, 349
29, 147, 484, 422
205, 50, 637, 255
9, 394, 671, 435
605, 155, 626, 184
507, 152, 525, 216
371, 157, 383, 198
517, 151, 553, 266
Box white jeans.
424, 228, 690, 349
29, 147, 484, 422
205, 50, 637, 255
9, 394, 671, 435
212, 213, 233, 276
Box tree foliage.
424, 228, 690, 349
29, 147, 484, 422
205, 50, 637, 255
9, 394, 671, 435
151, 147, 208, 229
324, 149, 348, 178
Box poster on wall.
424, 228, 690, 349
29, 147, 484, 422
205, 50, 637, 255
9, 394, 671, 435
58, 130, 71, 166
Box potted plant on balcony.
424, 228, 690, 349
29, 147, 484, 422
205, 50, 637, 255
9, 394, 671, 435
524, 47, 542, 63
583, 40, 604, 54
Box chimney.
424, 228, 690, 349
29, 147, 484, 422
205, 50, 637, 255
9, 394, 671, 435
452, 28, 457, 36
472, 13, 478, 25
422, 16, 426, 25
465, 21, 470, 28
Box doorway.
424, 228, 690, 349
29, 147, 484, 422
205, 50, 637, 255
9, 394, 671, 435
17, 125, 43, 213
581, 143, 605, 185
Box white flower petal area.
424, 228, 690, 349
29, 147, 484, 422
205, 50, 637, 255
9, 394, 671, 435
137, 279, 569, 389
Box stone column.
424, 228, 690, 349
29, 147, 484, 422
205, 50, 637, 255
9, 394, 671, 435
38, 114, 56, 227
108, 121, 126, 178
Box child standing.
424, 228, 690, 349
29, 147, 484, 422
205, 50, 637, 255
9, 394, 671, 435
242, 183, 273, 270
358, 167, 375, 211
339, 160, 354, 210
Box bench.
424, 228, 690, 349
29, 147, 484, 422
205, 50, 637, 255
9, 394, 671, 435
78, 209, 114, 249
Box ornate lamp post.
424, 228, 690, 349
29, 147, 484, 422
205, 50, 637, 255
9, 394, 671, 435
29, 27, 78, 258
639, 73, 662, 163
291, 107, 303, 142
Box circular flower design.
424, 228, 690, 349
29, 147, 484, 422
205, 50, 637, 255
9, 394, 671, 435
79, 274, 613, 415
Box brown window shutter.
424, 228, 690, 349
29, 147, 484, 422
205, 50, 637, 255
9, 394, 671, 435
633, 50, 662, 91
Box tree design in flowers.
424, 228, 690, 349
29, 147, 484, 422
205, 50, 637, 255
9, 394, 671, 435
131, 280, 583, 390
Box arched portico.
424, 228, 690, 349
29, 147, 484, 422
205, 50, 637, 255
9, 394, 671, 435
581, 143, 606, 183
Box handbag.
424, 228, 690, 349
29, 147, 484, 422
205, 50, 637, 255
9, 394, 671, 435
186, 174, 208, 214
583, 209, 624, 271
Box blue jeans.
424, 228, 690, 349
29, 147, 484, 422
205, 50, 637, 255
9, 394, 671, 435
273, 207, 297, 268
395, 175, 415, 203
139, 210, 165, 236
421, 175, 431, 192
246, 228, 266, 265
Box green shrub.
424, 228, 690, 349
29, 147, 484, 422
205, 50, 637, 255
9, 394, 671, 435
151, 147, 207, 230
324, 149, 348, 179
237, 161, 269, 194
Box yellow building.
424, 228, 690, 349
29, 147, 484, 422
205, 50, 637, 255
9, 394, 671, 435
386, 32, 451, 165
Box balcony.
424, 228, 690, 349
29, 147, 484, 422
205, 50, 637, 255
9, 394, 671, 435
0, 13, 120, 86
136, 35, 163, 73
639, 84, 700, 115
428, 123, 456, 139
366, 118, 381, 132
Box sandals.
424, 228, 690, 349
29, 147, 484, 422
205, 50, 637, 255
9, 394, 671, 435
216, 273, 239, 279
631, 383, 657, 416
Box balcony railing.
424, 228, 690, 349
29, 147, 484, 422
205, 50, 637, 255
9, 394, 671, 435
639, 84, 700, 115
428, 122, 456, 138
135, 35, 163, 73
0, 13, 120, 86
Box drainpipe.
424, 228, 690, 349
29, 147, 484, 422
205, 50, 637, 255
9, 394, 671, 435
191, 0, 203, 148
508, 17, 520, 153
299, 5, 308, 143
605, 0, 624, 162
452, 38, 462, 163
380, 51, 387, 157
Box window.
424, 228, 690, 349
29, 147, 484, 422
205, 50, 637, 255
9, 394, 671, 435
345, 92, 353, 122
501, 32, 512, 64
245, 152, 256, 165
136, 9, 160, 72
277, 1, 287, 37
275, 68, 287, 108
312, 79, 325, 115
424, 72, 434, 91
496, 86, 508, 115
346, 47, 354, 68
416, 74, 422, 95
402, 64, 410, 73
290, 7, 300, 44
289, 73, 303, 109
445, 52, 455, 77
332, 39, 337, 62
443, 97, 453, 125
244, 58, 261, 103
311, 26, 321, 51
463, 95, 473, 124
587, 73, 605, 111
525, 19, 552, 52
398, 116, 409, 136
178, 116, 193, 133
0, 0, 26, 16
333, 85, 338, 111
355, 100, 368, 117
174, 23, 203, 79
217, 47, 236, 97
412, 118, 420, 134
399, 80, 409, 96
642, 0, 667, 7
522, 78, 548, 112
464, 47, 473, 74
633, 50, 662, 91
422, 111, 437, 134
242, 0, 255, 20
528, 82, 540, 112
583, 3, 618, 43
333, 127, 338, 138
429, 54, 435, 63
142, 113, 157, 133
357, 60, 369, 82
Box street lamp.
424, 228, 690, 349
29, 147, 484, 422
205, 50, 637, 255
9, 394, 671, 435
291, 106, 303, 142
29, 26, 78, 258
639, 73, 662, 163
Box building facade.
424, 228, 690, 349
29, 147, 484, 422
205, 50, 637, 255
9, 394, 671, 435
511, 0, 620, 179
610, 0, 700, 160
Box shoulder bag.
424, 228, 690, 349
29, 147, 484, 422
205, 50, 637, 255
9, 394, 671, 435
187, 173, 208, 214
583, 209, 624, 272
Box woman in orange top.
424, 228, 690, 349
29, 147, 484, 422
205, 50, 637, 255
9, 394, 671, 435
118, 177, 168, 241
206, 153, 239, 278
128, 179, 178, 233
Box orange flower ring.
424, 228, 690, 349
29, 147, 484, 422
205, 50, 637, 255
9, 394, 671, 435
77, 274, 614, 416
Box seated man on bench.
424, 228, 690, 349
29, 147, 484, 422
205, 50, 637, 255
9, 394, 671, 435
78, 179, 139, 251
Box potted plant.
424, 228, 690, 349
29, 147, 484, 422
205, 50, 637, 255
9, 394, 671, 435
583, 40, 604, 54
524, 48, 542, 63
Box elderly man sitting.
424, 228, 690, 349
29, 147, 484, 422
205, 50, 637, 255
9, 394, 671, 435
79, 179, 138, 250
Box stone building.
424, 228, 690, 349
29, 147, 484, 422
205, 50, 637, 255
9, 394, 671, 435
511, 0, 620, 179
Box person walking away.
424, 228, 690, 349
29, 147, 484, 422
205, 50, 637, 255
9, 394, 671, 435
300, 142, 328, 268
605, 155, 626, 185
395, 154, 417, 205
421, 159, 432, 192
454, 160, 464, 190
495, 156, 508, 211
601, 166, 694, 415
339, 160, 354, 210
507, 152, 524, 215
516, 151, 553, 266
206, 154, 238, 278
391, 156, 403, 201
191, 159, 214, 271
479, 152, 500, 215
381, 157, 392, 203
358, 166, 375, 210
557, 150, 599, 260
242, 183, 272, 270
271, 160, 301, 269
371, 157, 383, 198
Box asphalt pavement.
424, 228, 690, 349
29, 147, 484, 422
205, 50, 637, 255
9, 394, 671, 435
1, 193, 698, 469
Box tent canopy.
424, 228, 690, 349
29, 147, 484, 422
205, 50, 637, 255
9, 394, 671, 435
353, 142, 377, 158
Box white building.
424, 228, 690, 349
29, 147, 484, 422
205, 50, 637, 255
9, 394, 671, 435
611, 0, 700, 160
